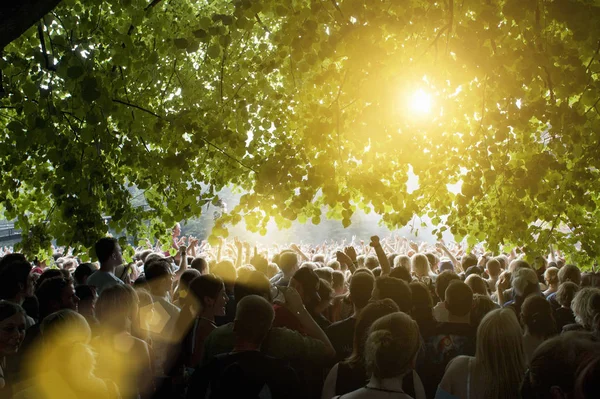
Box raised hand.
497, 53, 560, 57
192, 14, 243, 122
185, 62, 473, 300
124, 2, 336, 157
283, 286, 305, 314
344, 246, 357, 262
369, 235, 381, 248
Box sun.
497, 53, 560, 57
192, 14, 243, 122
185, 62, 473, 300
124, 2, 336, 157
409, 89, 432, 114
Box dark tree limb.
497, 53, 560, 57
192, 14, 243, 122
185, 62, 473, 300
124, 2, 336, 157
37, 22, 56, 71
0, 0, 63, 50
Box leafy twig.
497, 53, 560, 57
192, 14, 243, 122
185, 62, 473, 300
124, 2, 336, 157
112, 99, 162, 118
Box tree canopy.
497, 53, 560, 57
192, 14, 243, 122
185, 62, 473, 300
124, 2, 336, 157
1, 0, 600, 263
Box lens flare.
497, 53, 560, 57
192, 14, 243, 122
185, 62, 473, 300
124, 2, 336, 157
410, 89, 432, 114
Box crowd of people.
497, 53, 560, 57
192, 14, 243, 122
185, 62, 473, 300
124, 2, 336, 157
0, 224, 599, 399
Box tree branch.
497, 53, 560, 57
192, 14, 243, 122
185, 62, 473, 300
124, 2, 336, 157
255, 14, 270, 33
37, 22, 56, 71
112, 98, 162, 118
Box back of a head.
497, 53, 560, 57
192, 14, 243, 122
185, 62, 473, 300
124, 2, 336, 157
557, 281, 580, 308
36, 277, 70, 319
144, 259, 172, 282
523, 332, 600, 399
278, 251, 298, 275
409, 281, 433, 310
250, 254, 269, 275
188, 274, 224, 308
509, 259, 531, 273
364, 255, 379, 271
190, 257, 209, 274
347, 299, 399, 367
521, 294, 557, 338
394, 255, 411, 271
95, 237, 118, 264
486, 258, 501, 278
180, 269, 201, 290
470, 294, 499, 329
512, 267, 540, 297
375, 276, 412, 313
461, 254, 478, 271
436, 270, 460, 301
41, 308, 91, 344
234, 271, 271, 302
0, 258, 32, 300
213, 260, 237, 286
389, 265, 412, 283
411, 253, 431, 277
571, 287, 600, 329
575, 353, 600, 399
544, 267, 559, 286
96, 284, 138, 330
476, 308, 526, 398
291, 266, 320, 304
349, 272, 375, 310
0, 300, 25, 323
465, 274, 488, 296
559, 264, 582, 285
314, 267, 334, 285
73, 263, 97, 286
75, 285, 97, 302
424, 252, 439, 272
234, 295, 274, 344
445, 281, 473, 317
366, 312, 420, 379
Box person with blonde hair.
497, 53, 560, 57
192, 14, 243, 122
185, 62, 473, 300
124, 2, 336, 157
331, 312, 423, 399
543, 266, 559, 297
436, 308, 526, 398
411, 253, 435, 281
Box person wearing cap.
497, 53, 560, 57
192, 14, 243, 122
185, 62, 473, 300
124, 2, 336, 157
272, 267, 321, 335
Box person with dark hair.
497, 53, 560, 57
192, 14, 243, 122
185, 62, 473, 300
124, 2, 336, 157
372, 276, 412, 313
212, 260, 237, 326
87, 237, 124, 295
389, 265, 412, 283
418, 281, 476, 398
521, 332, 600, 399
555, 281, 579, 332
144, 259, 180, 375
273, 267, 321, 335
309, 278, 334, 330
547, 264, 583, 310
433, 271, 460, 322
173, 269, 201, 308
186, 295, 301, 399
36, 277, 79, 320
75, 285, 98, 333
0, 258, 35, 328
190, 257, 209, 275
326, 272, 375, 363
270, 251, 299, 287
73, 263, 97, 286
234, 270, 272, 303
410, 281, 437, 336
521, 295, 557, 364
470, 294, 499, 330
0, 301, 26, 396
322, 300, 425, 399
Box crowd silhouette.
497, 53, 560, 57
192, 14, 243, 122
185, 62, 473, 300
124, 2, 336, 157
0, 226, 599, 398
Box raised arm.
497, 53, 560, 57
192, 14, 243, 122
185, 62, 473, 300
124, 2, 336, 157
370, 236, 391, 276
290, 243, 310, 262
284, 287, 335, 358
436, 242, 462, 273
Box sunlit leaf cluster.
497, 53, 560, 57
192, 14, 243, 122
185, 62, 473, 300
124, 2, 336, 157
1, 0, 600, 264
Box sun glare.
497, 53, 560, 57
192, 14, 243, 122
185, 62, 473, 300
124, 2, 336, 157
410, 89, 432, 114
